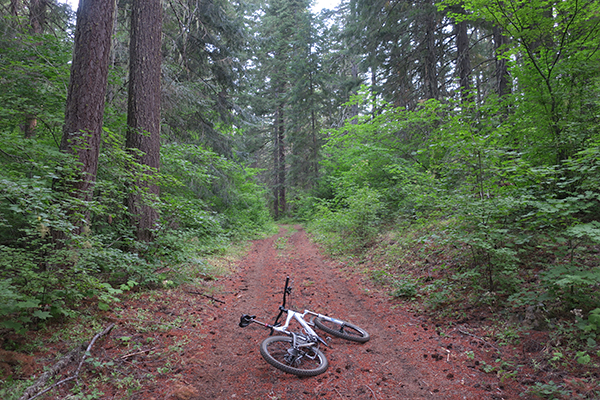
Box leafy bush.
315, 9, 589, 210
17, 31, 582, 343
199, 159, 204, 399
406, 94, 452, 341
309, 186, 384, 253
542, 266, 600, 312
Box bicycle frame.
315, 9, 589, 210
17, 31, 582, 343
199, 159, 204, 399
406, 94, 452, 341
276, 309, 327, 345
240, 276, 370, 376
242, 306, 328, 345
239, 277, 333, 347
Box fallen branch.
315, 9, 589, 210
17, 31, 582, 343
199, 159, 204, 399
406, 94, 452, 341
121, 347, 155, 360
18, 346, 84, 400
19, 323, 115, 400
185, 290, 225, 304
456, 328, 500, 352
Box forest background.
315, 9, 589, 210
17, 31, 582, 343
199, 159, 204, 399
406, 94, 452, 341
1, 0, 600, 397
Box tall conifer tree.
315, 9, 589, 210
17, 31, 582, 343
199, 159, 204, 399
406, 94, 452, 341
126, 0, 162, 242
59, 0, 115, 233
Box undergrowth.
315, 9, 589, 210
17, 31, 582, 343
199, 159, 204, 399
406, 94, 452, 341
0, 228, 258, 399
313, 217, 600, 399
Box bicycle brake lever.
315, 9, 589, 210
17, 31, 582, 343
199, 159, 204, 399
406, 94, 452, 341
239, 314, 256, 328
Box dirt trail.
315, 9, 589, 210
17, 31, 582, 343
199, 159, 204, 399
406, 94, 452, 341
183, 226, 517, 399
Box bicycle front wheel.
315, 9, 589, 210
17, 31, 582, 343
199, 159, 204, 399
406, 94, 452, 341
259, 336, 328, 376
314, 317, 370, 343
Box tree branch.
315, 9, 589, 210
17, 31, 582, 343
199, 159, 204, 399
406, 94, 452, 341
19, 323, 115, 400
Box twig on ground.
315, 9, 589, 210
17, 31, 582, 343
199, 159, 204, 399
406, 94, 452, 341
19, 323, 115, 400
455, 328, 500, 352
365, 385, 378, 400
121, 347, 155, 359
185, 290, 225, 304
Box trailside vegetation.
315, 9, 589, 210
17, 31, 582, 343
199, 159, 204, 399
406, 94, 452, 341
304, 0, 600, 381
0, 0, 271, 336
1, 0, 600, 397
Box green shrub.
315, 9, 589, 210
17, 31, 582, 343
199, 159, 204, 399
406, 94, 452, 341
309, 186, 384, 253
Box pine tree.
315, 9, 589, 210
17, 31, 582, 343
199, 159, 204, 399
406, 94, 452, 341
58, 0, 115, 233
126, 0, 162, 242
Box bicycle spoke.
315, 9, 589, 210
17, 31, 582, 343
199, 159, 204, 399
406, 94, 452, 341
265, 340, 321, 369
260, 336, 328, 375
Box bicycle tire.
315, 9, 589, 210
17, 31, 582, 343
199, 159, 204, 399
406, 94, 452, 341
259, 336, 328, 376
314, 317, 370, 343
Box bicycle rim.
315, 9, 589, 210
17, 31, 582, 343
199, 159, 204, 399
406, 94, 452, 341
260, 336, 328, 376
314, 317, 370, 343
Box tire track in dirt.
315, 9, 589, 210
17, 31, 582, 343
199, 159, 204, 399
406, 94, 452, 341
186, 226, 517, 399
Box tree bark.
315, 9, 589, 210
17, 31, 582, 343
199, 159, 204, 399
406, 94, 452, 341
126, 0, 163, 242
423, 9, 439, 100
456, 19, 471, 103
22, 0, 49, 139
273, 101, 285, 219
28, 0, 47, 34
10, 0, 22, 16
58, 0, 115, 231
493, 26, 510, 98
277, 104, 285, 217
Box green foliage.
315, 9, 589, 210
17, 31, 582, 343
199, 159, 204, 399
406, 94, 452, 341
1, 103, 271, 337
320, 89, 441, 213
583, 308, 600, 333
309, 186, 384, 253
0, 23, 72, 137
390, 278, 419, 300
160, 143, 271, 239
308, 73, 600, 341
542, 266, 600, 311
524, 380, 571, 399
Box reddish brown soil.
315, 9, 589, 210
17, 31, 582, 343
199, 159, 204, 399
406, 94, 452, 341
8, 225, 593, 399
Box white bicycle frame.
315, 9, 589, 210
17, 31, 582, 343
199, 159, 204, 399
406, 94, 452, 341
240, 277, 354, 348
273, 309, 318, 337
271, 309, 349, 347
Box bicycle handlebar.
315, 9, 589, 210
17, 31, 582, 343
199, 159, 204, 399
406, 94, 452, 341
272, 277, 291, 329
282, 276, 290, 308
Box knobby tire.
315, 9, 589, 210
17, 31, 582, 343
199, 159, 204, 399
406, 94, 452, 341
314, 317, 370, 343
259, 336, 328, 376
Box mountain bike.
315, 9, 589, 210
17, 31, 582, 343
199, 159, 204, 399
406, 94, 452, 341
239, 277, 370, 376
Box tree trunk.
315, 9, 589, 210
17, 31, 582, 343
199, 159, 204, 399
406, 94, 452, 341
58, 0, 115, 232
350, 61, 359, 124
28, 0, 47, 34
493, 26, 510, 98
10, 0, 22, 16
273, 111, 279, 218
423, 10, 438, 100
456, 19, 471, 103
126, 0, 163, 242
23, 0, 49, 138
277, 104, 285, 217
273, 101, 285, 219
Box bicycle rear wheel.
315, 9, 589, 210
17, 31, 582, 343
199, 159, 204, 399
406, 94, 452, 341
314, 317, 370, 343
259, 336, 328, 376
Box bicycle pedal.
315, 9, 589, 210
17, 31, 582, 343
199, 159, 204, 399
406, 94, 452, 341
239, 314, 255, 328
